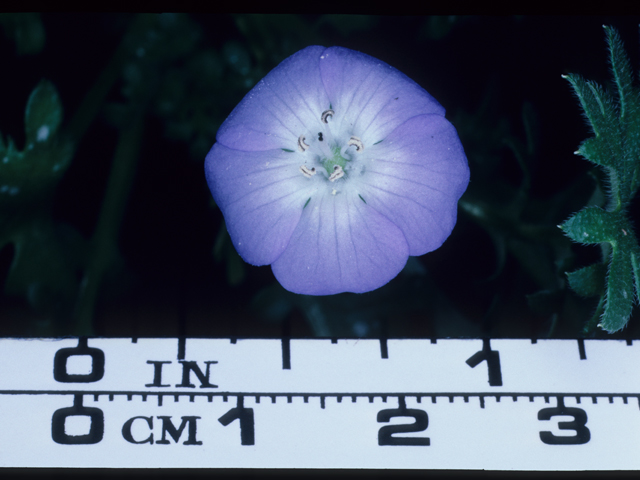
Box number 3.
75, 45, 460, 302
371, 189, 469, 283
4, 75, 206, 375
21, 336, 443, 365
538, 397, 590, 445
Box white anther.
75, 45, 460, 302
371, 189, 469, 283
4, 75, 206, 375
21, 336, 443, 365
348, 136, 364, 152
299, 165, 316, 178
329, 165, 344, 182
321, 109, 334, 123
298, 134, 310, 152
331, 188, 338, 196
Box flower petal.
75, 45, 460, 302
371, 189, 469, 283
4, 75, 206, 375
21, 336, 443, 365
205, 143, 316, 265
271, 192, 409, 295
359, 114, 469, 256
216, 46, 331, 152
318, 47, 445, 146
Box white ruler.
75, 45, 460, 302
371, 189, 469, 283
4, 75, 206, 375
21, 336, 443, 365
0, 337, 638, 470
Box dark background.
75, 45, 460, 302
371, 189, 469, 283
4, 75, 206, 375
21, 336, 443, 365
2, 14, 640, 480
1, 14, 639, 340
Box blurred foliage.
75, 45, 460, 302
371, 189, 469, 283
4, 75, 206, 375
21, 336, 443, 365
418, 15, 469, 40
560, 26, 640, 334
0, 15, 638, 338
316, 15, 381, 37
0, 80, 78, 330
0, 13, 45, 55
252, 257, 482, 338
452, 79, 587, 337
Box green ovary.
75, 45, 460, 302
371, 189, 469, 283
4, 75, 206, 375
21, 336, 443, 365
321, 146, 349, 175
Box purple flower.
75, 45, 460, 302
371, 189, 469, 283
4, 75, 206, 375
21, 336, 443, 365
205, 46, 469, 295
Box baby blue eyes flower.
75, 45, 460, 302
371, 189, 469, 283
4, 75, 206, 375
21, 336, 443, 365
205, 46, 469, 295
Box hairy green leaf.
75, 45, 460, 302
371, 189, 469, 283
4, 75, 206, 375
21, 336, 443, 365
605, 26, 637, 123
562, 26, 640, 333
560, 207, 619, 245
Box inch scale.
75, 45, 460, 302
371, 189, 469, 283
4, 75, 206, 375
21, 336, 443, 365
0, 337, 639, 470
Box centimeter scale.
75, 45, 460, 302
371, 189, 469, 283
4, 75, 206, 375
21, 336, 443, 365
0, 337, 639, 470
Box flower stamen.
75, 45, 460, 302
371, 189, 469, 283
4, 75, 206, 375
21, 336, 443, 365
348, 136, 364, 152
299, 165, 316, 178
298, 134, 310, 152
321, 109, 334, 123
329, 164, 344, 182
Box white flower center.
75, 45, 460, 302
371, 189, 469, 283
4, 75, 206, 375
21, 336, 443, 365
294, 109, 368, 202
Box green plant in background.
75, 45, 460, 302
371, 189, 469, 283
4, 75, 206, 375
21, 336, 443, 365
0, 14, 336, 336
561, 26, 640, 334
0, 13, 45, 55
457, 97, 577, 337
0, 81, 77, 325
0, 14, 214, 335
1, 15, 639, 338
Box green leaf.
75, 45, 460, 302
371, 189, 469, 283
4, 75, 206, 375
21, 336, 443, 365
0, 80, 77, 325
599, 245, 635, 332
575, 137, 612, 168
562, 27, 640, 333
560, 206, 619, 244
605, 25, 637, 123
563, 74, 619, 139
632, 249, 640, 303
567, 263, 606, 297
24, 80, 63, 147
0, 81, 71, 212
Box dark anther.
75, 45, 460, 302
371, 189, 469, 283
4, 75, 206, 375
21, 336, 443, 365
318, 132, 323, 141
321, 109, 334, 123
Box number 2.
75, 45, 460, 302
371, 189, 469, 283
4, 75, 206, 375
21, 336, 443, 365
377, 397, 430, 446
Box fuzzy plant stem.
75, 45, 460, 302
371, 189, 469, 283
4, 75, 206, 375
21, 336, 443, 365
72, 111, 143, 335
